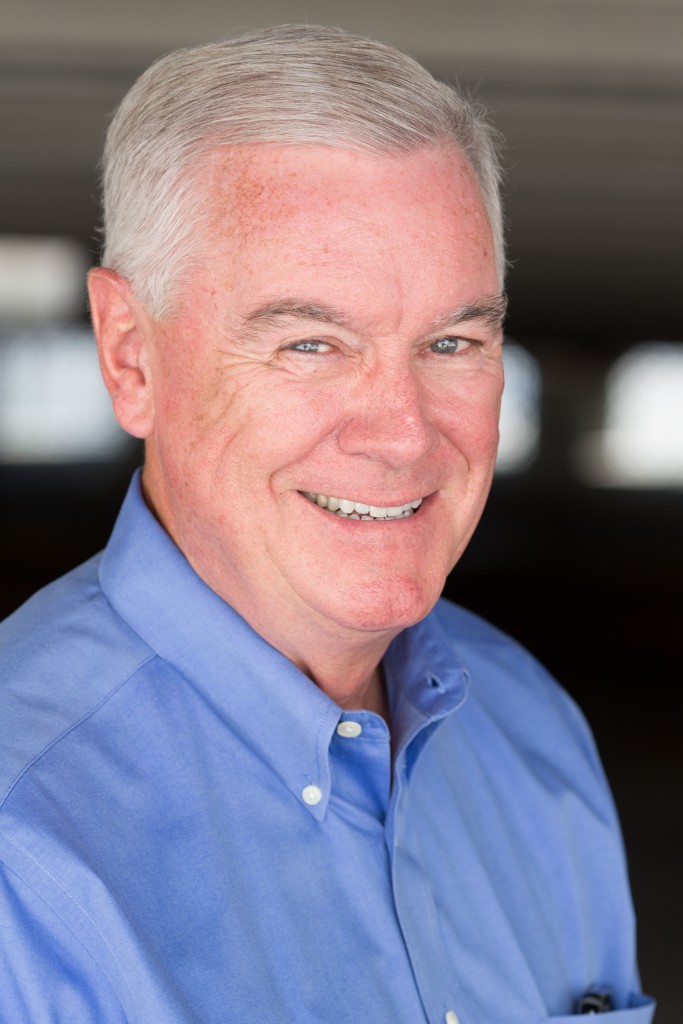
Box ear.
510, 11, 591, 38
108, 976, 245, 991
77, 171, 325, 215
88, 267, 156, 439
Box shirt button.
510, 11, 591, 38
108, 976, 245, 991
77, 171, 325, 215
336, 720, 362, 738
301, 785, 322, 806
444, 1012, 460, 1024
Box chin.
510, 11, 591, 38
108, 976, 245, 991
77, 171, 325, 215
316, 573, 442, 635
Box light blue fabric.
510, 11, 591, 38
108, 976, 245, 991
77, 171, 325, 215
0, 473, 655, 1023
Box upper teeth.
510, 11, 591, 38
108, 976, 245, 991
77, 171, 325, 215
302, 492, 423, 520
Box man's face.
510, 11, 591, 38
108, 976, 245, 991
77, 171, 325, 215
141, 144, 504, 642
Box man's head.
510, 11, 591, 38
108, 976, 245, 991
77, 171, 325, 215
100, 24, 504, 318
89, 26, 506, 675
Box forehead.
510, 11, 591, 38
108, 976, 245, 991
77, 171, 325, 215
190, 143, 497, 326
202, 142, 489, 239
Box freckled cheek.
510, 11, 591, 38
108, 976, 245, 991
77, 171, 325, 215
153, 387, 216, 454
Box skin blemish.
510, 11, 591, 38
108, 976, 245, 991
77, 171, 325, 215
200, 146, 292, 247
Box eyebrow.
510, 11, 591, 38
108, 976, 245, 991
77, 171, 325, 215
240, 293, 507, 338
428, 294, 508, 333
241, 300, 359, 335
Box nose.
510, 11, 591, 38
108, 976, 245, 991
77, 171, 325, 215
337, 362, 440, 468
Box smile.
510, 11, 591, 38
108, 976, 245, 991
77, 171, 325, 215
301, 492, 423, 520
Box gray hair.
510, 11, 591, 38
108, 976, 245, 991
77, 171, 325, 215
101, 24, 505, 318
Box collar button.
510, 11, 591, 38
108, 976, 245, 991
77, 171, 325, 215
336, 720, 362, 739
301, 785, 322, 806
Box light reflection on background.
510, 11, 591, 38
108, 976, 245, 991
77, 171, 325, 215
497, 342, 541, 473
0, 327, 129, 463
0, 237, 86, 324
603, 343, 683, 486
577, 342, 683, 488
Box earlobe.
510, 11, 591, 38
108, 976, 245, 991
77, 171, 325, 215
87, 267, 156, 439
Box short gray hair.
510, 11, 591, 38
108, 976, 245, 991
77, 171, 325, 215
101, 24, 505, 318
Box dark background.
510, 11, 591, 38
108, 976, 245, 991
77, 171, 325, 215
1, 1, 681, 1017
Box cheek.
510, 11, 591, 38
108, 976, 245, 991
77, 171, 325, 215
152, 342, 256, 459
151, 337, 207, 426
470, 394, 502, 451
237, 379, 350, 463
435, 375, 503, 456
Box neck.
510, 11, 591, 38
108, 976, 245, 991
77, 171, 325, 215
236, 600, 393, 721
255, 608, 394, 719
299, 653, 390, 719
235, 586, 395, 720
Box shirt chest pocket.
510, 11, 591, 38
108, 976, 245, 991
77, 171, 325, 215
541, 994, 656, 1024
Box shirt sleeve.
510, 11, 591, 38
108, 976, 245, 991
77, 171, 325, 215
0, 861, 129, 1024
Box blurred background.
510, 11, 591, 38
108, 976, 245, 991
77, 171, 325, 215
1, 0, 681, 1017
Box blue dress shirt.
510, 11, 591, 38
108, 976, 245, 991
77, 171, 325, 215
0, 474, 655, 1023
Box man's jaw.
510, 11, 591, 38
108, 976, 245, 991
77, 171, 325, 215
300, 491, 424, 521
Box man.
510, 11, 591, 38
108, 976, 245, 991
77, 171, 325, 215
0, 25, 653, 1024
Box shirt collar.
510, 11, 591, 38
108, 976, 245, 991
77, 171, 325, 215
100, 472, 469, 820
384, 606, 470, 764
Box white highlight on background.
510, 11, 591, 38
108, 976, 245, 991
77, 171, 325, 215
598, 342, 683, 486
0, 236, 86, 323
496, 343, 541, 473
0, 326, 129, 462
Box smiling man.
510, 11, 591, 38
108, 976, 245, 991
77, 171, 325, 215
0, 25, 653, 1024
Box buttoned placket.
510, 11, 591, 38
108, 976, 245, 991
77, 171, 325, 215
382, 657, 471, 1024
327, 711, 392, 823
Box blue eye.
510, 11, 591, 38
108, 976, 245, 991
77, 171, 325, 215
429, 337, 472, 355
290, 340, 330, 353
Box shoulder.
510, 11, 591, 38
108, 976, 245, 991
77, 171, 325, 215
0, 557, 154, 803
434, 595, 546, 665
434, 596, 575, 702
432, 597, 603, 774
